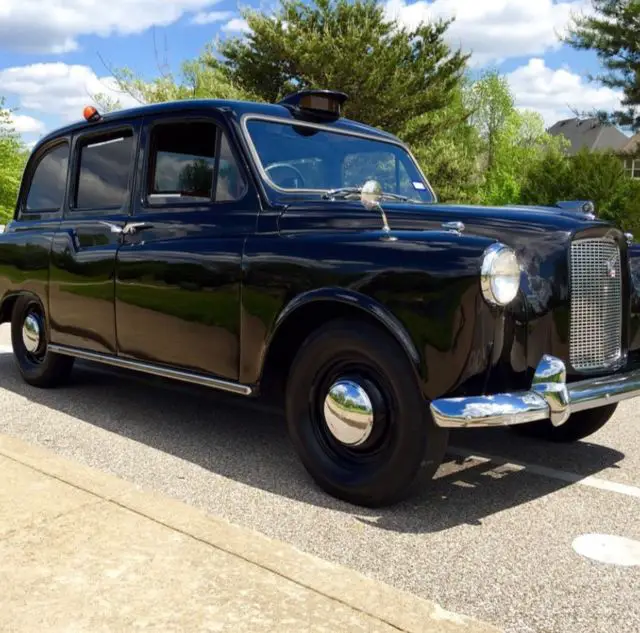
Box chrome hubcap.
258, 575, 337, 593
323, 379, 374, 446
22, 313, 42, 354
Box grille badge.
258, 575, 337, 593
605, 258, 618, 279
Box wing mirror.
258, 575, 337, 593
360, 180, 395, 240
361, 179, 383, 209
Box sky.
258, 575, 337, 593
0, 0, 627, 149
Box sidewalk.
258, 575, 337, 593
0, 433, 500, 633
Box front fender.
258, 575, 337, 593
241, 229, 503, 401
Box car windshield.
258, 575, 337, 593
245, 118, 434, 203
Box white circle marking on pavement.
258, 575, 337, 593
572, 533, 640, 566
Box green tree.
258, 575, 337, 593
487, 110, 569, 205
465, 73, 568, 206
95, 51, 255, 110
0, 100, 28, 222
467, 70, 514, 171
564, 0, 640, 130
519, 147, 573, 206
214, 0, 470, 137
97, 0, 475, 201
407, 82, 482, 202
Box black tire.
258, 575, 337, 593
285, 318, 449, 507
10, 295, 74, 388
510, 403, 617, 442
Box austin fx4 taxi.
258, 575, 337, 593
2, 90, 639, 507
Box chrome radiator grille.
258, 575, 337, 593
570, 238, 622, 371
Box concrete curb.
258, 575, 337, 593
0, 433, 500, 633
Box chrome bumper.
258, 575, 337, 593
430, 355, 640, 429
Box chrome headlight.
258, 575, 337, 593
481, 243, 520, 306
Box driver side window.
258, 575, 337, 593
146, 120, 246, 206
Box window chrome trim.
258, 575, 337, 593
239, 113, 437, 202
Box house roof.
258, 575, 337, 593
622, 133, 640, 154
547, 117, 630, 155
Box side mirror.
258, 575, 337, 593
359, 179, 395, 240
360, 179, 383, 209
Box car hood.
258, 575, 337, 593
380, 202, 606, 238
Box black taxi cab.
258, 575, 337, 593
1, 90, 639, 507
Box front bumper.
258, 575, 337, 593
430, 355, 640, 429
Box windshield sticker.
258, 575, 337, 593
413, 182, 426, 190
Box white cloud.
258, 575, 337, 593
0, 112, 46, 135
0, 63, 141, 124
222, 18, 251, 33
0, 0, 223, 53
506, 58, 624, 127
384, 0, 592, 66
192, 10, 234, 24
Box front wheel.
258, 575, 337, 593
11, 295, 74, 388
285, 319, 449, 507
511, 403, 618, 442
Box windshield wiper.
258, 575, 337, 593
321, 187, 361, 200
321, 187, 410, 202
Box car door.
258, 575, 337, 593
114, 110, 259, 381
48, 121, 140, 354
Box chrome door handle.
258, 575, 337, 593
98, 221, 124, 234
123, 222, 154, 236
442, 221, 465, 234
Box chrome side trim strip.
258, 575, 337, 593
48, 344, 253, 396
430, 354, 640, 429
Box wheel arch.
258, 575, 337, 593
256, 287, 422, 403
0, 289, 47, 324
0, 292, 20, 325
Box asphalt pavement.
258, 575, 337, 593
0, 324, 638, 633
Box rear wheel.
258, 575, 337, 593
10, 295, 74, 388
285, 319, 448, 507
511, 404, 617, 442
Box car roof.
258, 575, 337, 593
33, 98, 401, 152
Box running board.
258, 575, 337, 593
48, 344, 253, 396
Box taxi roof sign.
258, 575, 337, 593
279, 90, 348, 119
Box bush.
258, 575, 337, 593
520, 148, 640, 233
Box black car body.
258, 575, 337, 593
1, 91, 639, 507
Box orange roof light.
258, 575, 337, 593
83, 105, 101, 123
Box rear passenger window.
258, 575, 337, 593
75, 131, 134, 210
26, 144, 69, 212
146, 121, 245, 205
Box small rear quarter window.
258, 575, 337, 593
25, 143, 69, 212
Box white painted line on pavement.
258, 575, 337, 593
448, 446, 640, 500
572, 533, 640, 566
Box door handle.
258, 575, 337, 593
123, 222, 154, 236
98, 221, 125, 234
